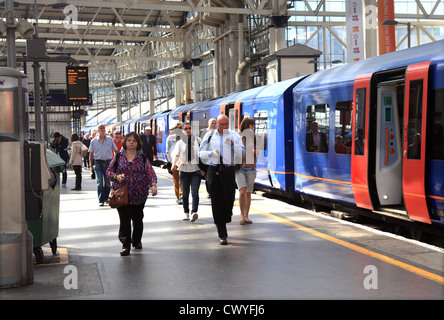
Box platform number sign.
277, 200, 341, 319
66, 67, 89, 102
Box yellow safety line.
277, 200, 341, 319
250, 205, 444, 285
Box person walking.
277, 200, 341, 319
199, 118, 216, 198
198, 114, 244, 245
112, 131, 123, 155
166, 122, 183, 205
69, 132, 83, 191
50, 132, 70, 188
235, 118, 257, 225
172, 122, 202, 222
89, 124, 118, 206
82, 133, 91, 168
106, 132, 157, 256
140, 126, 157, 164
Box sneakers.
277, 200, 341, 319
190, 213, 198, 222
182, 212, 198, 222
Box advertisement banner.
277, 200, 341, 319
378, 0, 396, 54
346, 0, 365, 63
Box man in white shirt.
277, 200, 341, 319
199, 114, 245, 245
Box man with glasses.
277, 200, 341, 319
199, 114, 244, 245
89, 124, 118, 206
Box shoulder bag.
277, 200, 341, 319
109, 159, 136, 208
80, 143, 88, 157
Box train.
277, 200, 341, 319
83, 39, 444, 231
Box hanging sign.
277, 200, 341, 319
346, 0, 365, 63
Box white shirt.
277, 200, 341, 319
172, 136, 201, 172
198, 129, 245, 166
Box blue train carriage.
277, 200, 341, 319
135, 113, 154, 134
121, 118, 139, 136
169, 98, 225, 140
293, 39, 444, 227
219, 77, 307, 193
152, 110, 172, 164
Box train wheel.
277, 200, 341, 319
410, 229, 424, 241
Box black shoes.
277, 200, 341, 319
120, 248, 130, 256
120, 243, 142, 255
220, 238, 228, 245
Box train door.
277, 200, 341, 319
351, 62, 432, 224
402, 61, 431, 224
351, 73, 373, 210
220, 102, 242, 131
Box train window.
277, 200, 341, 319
431, 88, 444, 160
334, 100, 352, 154
354, 88, 366, 156
407, 79, 423, 160
306, 104, 330, 153
253, 111, 267, 151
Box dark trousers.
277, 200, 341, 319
72, 165, 82, 189
179, 171, 201, 214
62, 163, 67, 184
117, 203, 145, 250
216, 223, 228, 239
207, 165, 236, 239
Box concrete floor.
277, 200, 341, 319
1, 166, 443, 302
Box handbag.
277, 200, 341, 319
109, 160, 136, 208
80, 143, 88, 157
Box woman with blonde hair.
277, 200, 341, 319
235, 117, 257, 224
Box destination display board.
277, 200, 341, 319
66, 67, 89, 102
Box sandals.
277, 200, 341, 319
240, 217, 252, 225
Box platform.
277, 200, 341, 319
1, 166, 443, 302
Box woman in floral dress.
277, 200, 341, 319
106, 132, 157, 256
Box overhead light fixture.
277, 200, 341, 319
382, 19, 411, 48
52, 1, 68, 9
17, 18, 34, 39
0, 19, 6, 36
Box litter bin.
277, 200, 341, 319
27, 149, 66, 264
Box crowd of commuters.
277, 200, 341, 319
51, 114, 258, 254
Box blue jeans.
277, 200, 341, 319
179, 171, 201, 213
94, 160, 111, 203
